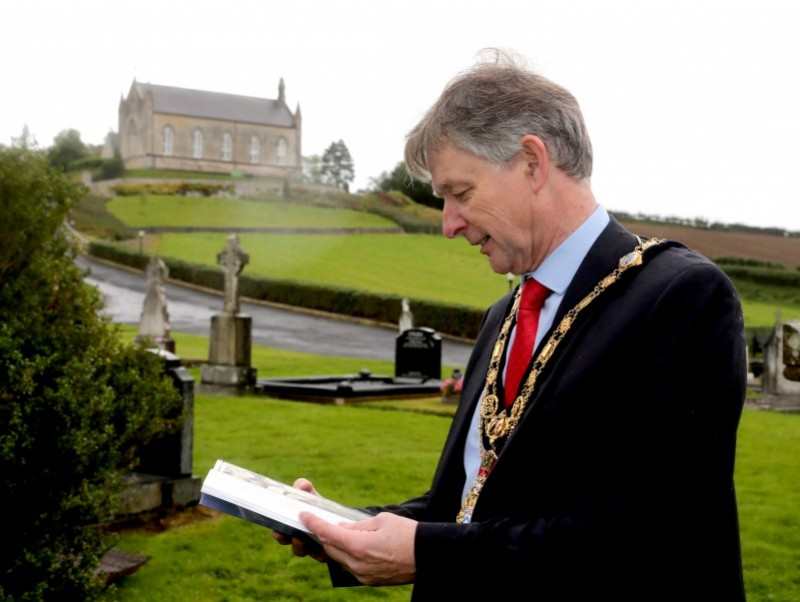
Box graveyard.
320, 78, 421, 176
95, 192, 800, 601
104, 329, 800, 602
3, 158, 800, 600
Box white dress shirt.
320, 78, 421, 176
460, 205, 610, 505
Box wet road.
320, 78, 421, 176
78, 255, 474, 368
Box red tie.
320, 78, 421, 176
505, 278, 550, 408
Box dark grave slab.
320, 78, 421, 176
395, 327, 442, 380
255, 369, 442, 405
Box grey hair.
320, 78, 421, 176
404, 49, 593, 184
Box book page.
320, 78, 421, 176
201, 460, 372, 534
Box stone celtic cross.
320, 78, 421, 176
217, 234, 249, 315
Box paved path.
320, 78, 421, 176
78, 255, 475, 369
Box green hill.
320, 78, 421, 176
78, 188, 800, 332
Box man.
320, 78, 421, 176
275, 50, 747, 600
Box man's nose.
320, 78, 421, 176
442, 199, 466, 238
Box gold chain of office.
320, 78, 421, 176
456, 236, 666, 524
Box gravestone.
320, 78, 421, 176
219, 233, 247, 315
395, 327, 441, 380
763, 313, 800, 395
118, 349, 202, 515
201, 234, 257, 387
134, 255, 175, 353
399, 298, 414, 333
138, 350, 195, 478
782, 319, 800, 382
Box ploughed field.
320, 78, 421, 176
619, 221, 800, 268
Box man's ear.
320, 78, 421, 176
520, 135, 548, 191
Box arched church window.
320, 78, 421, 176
222, 132, 233, 161
193, 130, 204, 158
250, 136, 260, 164
163, 126, 174, 156
277, 138, 288, 165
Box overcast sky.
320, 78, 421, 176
3, 0, 798, 231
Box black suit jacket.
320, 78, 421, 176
338, 218, 747, 600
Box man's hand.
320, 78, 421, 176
299, 511, 417, 586
270, 478, 329, 563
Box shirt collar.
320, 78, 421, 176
525, 205, 610, 296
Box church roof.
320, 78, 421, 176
134, 82, 295, 128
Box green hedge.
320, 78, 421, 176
87, 243, 484, 339
714, 256, 789, 270
110, 181, 236, 197
720, 265, 800, 288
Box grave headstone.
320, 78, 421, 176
218, 233, 248, 314
138, 350, 195, 478
399, 298, 414, 333
763, 313, 800, 395
119, 349, 201, 516
201, 234, 257, 387
783, 319, 800, 382
395, 327, 441, 381
135, 255, 175, 352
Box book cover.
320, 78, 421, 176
199, 459, 372, 542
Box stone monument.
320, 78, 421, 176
783, 319, 800, 382
118, 349, 202, 516
763, 314, 800, 395
395, 327, 442, 381
399, 297, 414, 333
135, 255, 175, 352
201, 234, 257, 388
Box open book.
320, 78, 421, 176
199, 459, 373, 542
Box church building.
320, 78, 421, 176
117, 79, 302, 180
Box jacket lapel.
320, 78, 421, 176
554, 217, 641, 326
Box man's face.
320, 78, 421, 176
429, 142, 538, 275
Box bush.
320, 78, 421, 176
0, 147, 183, 600
97, 155, 125, 181
110, 181, 235, 197
68, 155, 107, 172
371, 161, 443, 209
361, 191, 442, 234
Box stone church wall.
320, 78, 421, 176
118, 83, 302, 181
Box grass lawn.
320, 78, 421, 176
153, 231, 513, 309
107, 196, 397, 230
103, 331, 799, 602
740, 298, 800, 330
736, 410, 800, 601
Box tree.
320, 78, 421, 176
301, 154, 325, 184
47, 128, 88, 171
0, 146, 183, 600
371, 161, 442, 210
320, 140, 355, 192
11, 125, 37, 150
